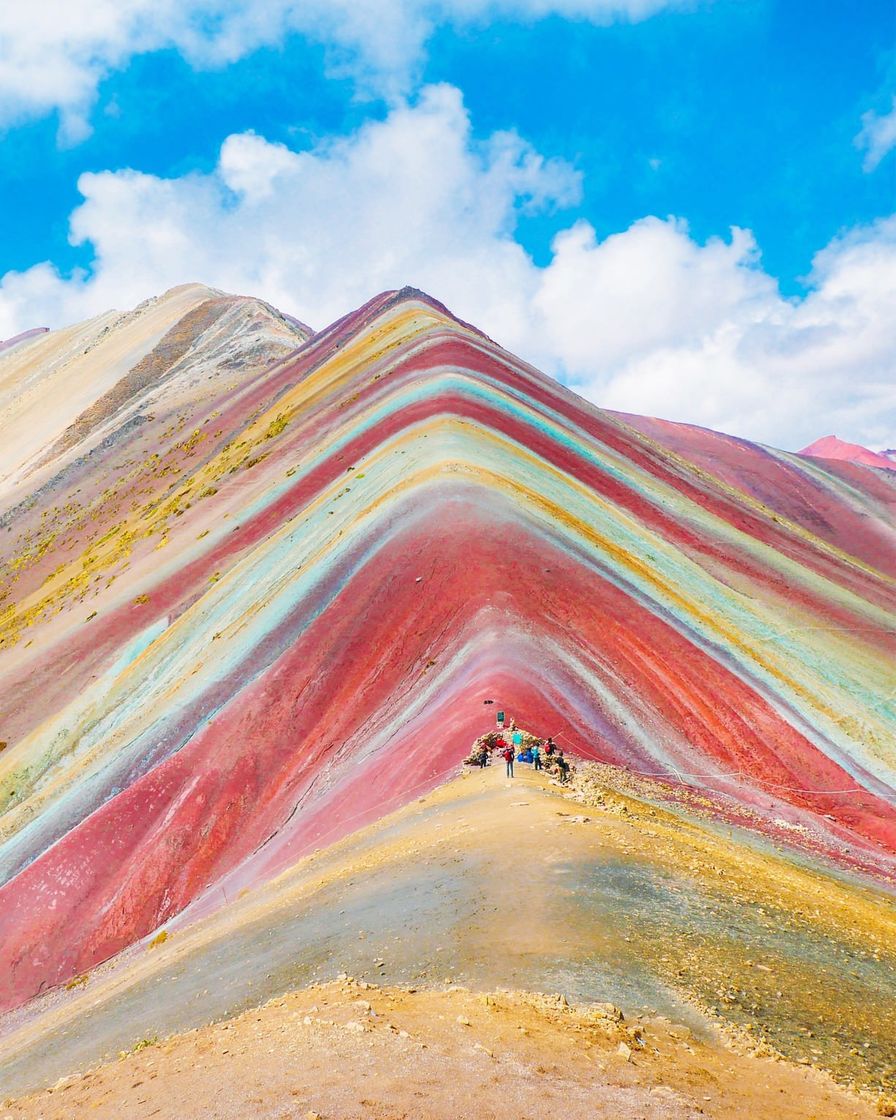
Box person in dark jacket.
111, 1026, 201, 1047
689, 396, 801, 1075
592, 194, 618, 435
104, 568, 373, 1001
555, 749, 569, 783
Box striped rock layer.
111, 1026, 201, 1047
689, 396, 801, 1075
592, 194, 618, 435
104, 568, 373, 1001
0, 284, 893, 1013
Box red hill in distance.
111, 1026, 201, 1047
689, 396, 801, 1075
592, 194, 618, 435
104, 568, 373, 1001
800, 434, 895, 471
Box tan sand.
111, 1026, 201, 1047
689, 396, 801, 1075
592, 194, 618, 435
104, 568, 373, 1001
1, 979, 882, 1120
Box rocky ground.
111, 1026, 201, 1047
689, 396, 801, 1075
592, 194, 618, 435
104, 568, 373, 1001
1, 980, 883, 1120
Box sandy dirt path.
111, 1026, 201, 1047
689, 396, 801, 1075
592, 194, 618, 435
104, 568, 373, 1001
1, 980, 881, 1120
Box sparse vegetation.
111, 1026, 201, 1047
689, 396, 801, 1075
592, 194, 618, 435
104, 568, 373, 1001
264, 413, 289, 439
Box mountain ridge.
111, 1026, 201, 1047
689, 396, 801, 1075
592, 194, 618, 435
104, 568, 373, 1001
0, 284, 893, 1026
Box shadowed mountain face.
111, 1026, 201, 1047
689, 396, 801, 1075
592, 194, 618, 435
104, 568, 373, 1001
0, 284, 894, 1017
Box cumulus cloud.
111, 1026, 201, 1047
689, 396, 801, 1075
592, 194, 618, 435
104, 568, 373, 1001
1, 85, 579, 335
553, 215, 896, 449
0, 0, 691, 140
856, 95, 896, 172
0, 84, 893, 452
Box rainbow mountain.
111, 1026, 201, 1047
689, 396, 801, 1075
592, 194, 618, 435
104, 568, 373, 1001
0, 282, 894, 1033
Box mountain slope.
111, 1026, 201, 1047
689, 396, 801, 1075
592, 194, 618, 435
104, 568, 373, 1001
1, 766, 890, 1115
0, 283, 310, 494
0, 285, 893, 1027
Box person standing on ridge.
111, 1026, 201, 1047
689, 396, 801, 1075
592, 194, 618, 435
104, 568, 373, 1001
532, 742, 542, 771
555, 748, 569, 783
502, 743, 515, 778
511, 726, 523, 756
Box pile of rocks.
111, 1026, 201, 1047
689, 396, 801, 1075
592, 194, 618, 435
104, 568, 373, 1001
463, 730, 505, 765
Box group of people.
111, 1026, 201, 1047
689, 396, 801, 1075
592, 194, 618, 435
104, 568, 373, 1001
474, 722, 571, 782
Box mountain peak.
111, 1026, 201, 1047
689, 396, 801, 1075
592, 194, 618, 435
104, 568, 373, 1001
0, 286, 311, 491
799, 434, 894, 470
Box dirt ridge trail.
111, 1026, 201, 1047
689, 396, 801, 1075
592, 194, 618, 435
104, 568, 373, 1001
1, 980, 880, 1120
1, 764, 894, 1114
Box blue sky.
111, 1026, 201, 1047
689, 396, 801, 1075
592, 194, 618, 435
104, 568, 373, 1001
0, 0, 894, 449
435, 1, 895, 287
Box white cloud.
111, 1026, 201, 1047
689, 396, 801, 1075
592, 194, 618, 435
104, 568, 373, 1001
533, 218, 774, 372
21, 84, 578, 335
856, 95, 896, 172
544, 215, 896, 450
0, 0, 693, 140
1, 84, 894, 452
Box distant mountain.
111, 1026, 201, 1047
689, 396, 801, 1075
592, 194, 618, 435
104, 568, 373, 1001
0, 285, 893, 1019
799, 433, 895, 471
0, 326, 49, 356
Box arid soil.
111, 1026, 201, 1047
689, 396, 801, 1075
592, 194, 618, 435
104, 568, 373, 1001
1, 980, 882, 1120
2, 764, 894, 1118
